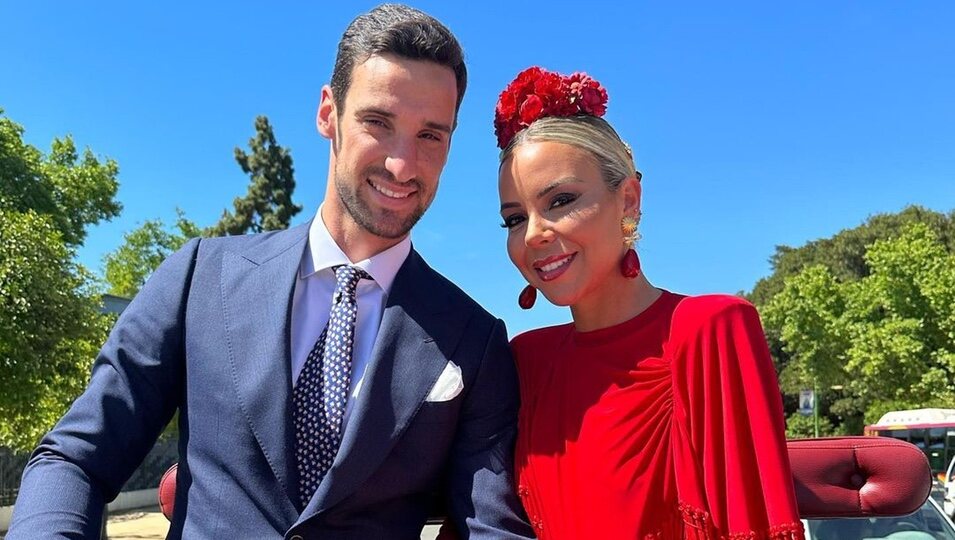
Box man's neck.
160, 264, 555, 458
320, 205, 406, 263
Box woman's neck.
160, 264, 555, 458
570, 274, 662, 333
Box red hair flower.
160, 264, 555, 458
494, 67, 609, 149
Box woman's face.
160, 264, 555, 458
498, 140, 639, 307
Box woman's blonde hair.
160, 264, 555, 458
499, 115, 640, 190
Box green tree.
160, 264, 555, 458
751, 206, 955, 432
103, 209, 201, 298
0, 207, 110, 450
763, 265, 850, 394
785, 411, 838, 439
1, 111, 122, 247
0, 110, 121, 451
841, 223, 955, 419
749, 206, 955, 306
762, 222, 955, 433
102, 116, 300, 299
207, 115, 301, 236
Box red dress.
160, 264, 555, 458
511, 292, 805, 540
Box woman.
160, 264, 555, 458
495, 67, 805, 539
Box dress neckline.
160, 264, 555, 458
570, 289, 678, 347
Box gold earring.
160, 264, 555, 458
620, 213, 641, 278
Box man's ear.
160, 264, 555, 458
317, 85, 337, 141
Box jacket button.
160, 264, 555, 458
289, 535, 304, 540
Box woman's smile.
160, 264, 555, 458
532, 252, 577, 281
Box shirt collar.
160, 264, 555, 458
300, 205, 412, 294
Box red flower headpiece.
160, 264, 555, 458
494, 67, 609, 149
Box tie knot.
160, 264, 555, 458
332, 265, 370, 301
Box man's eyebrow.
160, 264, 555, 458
354, 107, 451, 134
355, 107, 394, 119
424, 120, 452, 134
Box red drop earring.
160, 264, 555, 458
621, 248, 641, 278
518, 284, 537, 309
620, 214, 641, 279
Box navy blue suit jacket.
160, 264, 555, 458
8, 223, 533, 539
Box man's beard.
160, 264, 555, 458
335, 165, 429, 240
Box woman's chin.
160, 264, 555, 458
537, 289, 575, 308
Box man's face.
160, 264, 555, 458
318, 54, 458, 246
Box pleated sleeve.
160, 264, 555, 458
668, 295, 805, 540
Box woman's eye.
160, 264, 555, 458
501, 214, 526, 229
550, 193, 578, 209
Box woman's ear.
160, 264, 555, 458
619, 175, 642, 216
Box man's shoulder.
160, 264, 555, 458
404, 251, 496, 322
194, 223, 309, 261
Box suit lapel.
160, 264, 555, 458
220, 223, 309, 511
299, 249, 468, 519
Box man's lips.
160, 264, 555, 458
532, 252, 576, 282
368, 178, 416, 199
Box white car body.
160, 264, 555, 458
803, 498, 955, 540
945, 454, 955, 518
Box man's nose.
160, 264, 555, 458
384, 138, 418, 183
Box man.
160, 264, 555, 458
7, 5, 533, 539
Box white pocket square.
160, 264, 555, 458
426, 361, 464, 402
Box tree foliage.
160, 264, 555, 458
103, 209, 201, 298
784, 411, 839, 439
760, 217, 955, 433
104, 115, 299, 299
1, 111, 121, 247
207, 115, 301, 236
750, 206, 955, 306
0, 110, 119, 451
0, 208, 109, 450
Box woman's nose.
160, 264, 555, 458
525, 214, 555, 247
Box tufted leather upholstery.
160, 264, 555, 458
788, 436, 932, 519
156, 436, 932, 521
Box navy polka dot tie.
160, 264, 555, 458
293, 264, 370, 508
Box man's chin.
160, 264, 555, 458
356, 213, 418, 241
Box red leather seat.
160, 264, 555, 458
158, 462, 178, 520
788, 436, 931, 519
156, 436, 932, 521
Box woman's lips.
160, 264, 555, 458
533, 252, 576, 282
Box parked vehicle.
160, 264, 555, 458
804, 497, 955, 540
865, 408, 955, 483
944, 454, 955, 519
160, 436, 941, 537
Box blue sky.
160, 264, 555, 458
3, 2, 954, 335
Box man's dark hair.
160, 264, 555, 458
330, 4, 467, 118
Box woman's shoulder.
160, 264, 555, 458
666, 294, 775, 403
509, 323, 574, 359
669, 293, 761, 343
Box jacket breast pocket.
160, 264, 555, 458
413, 398, 461, 424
